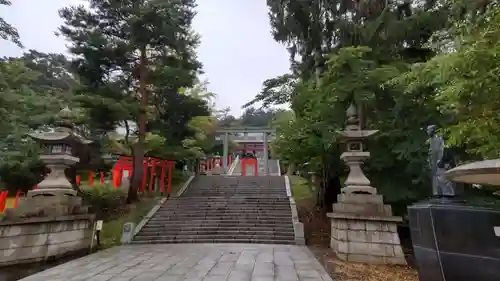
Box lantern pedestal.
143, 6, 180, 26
327, 103, 406, 265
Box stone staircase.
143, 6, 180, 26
132, 175, 296, 244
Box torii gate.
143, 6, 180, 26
216, 126, 274, 175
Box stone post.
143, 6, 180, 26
223, 132, 229, 173
263, 132, 269, 175
327, 103, 406, 265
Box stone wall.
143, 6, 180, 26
0, 214, 94, 267
329, 213, 406, 264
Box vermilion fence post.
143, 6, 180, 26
140, 159, 148, 193
167, 161, 174, 195
160, 160, 166, 193
0, 191, 8, 212
112, 170, 119, 188
118, 170, 123, 186
149, 159, 157, 193
100, 172, 104, 184
241, 158, 247, 176
76, 175, 81, 185
89, 172, 94, 186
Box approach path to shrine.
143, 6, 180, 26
20, 243, 333, 281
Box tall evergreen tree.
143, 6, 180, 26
254, 0, 450, 211
59, 0, 201, 202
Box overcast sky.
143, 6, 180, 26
0, 0, 290, 116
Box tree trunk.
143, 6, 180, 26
317, 145, 343, 213
324, 145, 343, 211
127, 146, 141, 203
127, 47, 148, 203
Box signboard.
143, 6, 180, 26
95, 220, 103, 231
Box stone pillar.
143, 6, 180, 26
223, 132, 229, 173
263, 132, 269, 175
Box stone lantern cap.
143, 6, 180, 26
445, 159, 500, 186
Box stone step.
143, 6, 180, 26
169, 200, 289, 204
162, 202, 291, 207
139, 225, 294, 232
170, 196, 289, 200
133, 234, 295, 242
149, 216, 291, 222
185, 188, 286, 191
153, 210, 290, 216
186, 186, 285, 188
154, 213, 292, 219
167, 197, 290, 201
159, 205, 292, 210
136, 229, 294, 237
144, 221, 293, 228
146, 219, 293, 225
131, 238, 294, 245
183, 193, 287, 196
158, 209, 291, 214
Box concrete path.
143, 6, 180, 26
20, 244, 333, 281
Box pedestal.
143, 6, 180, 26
328, 193, 406, 265
408, 199, 500, 281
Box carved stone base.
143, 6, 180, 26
4, 189, 88, 221
328, 193, 406, 265
27, 187, 77, 198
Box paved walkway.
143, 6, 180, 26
20, 244, 332, 281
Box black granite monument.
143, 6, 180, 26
408, 125, 500, 281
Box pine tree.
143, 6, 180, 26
59, 0, 201, 202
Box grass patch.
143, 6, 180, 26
97, 174, 190, 249
99, 197, 158, 249
289, 175, 315, 200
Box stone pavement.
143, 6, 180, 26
19, 244, 333, 281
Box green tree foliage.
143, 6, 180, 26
395, 0, 500, 159
58, 0, 202, 202
0, 0, 22, 47
0, 59, 66, 191
256, 0, 452, 212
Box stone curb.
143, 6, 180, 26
175, 174, 196, 197
285, 175, 305, 245
132, 175, 195, 239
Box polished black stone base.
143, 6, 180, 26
408, 198, 500, 281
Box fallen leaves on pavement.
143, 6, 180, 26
329, 258, 419, 281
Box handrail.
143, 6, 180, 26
227, 155, 240, 175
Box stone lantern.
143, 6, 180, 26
6, 107, 91, 218
327, 103, 406, 265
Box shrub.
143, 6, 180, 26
81, 183, 127, 220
